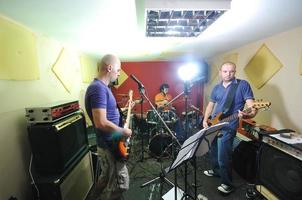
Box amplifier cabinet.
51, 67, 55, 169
28, 112, 88, 174
33, 150, 94, 200
258, 143, 302, 200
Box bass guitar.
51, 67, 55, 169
207, 100, 271, 126
117, 90, 133, 160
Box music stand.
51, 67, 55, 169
164, 122, 229, 200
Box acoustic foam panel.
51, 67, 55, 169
244, 44, 283, 89
52, 48, 79, 92
0, 16, 39, 80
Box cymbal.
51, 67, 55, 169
116, 93, 128, 97
134, 99, 146, 104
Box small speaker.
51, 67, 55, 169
33, 150, 94, 200
28, 112, 88, 174
258, 143, 302, 200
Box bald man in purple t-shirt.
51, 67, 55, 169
85, 54, 132, 200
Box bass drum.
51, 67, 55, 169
149, 133, 172, 158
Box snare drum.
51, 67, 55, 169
146, 110, 158, 124
160, 110, 178, 124
181, 110, 196, 118
149, 133, 172, 158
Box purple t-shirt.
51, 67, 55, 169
85, 79, 120, 142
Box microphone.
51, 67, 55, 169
130, 74, 144, 88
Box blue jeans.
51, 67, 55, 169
210, 128, 236, 186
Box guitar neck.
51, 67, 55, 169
123, 90, 133, 129
220, 107, 252, 123
124, 104, 132, 129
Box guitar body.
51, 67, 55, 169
207, 112, 224, 126
116, 90, 133, 160
118, 138, 128, 159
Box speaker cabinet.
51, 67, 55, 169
258, 144, 302, 200
28, 112, 88, 174
33, 150, 94, 200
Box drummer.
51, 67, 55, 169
155, 83, 173, 110
154, 83, 184, 141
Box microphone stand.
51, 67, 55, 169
138, 85, 182, 199
138, 86, 145, 162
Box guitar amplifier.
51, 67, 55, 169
32, 150, 94, 200
28, 112, 88, 174
25, 100, 79, 123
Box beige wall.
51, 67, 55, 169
0, 18, 93, 199
206, 26, 302, 133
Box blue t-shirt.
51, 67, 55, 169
85, 79, 120, 143
210, 78, 254, 130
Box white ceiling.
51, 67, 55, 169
1, 0, 302, 61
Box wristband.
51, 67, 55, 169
112, 131, 123, 140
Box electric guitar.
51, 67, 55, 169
207, 100, 271, 126
117, 90, 133, 160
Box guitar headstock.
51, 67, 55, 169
128, 90, 133, 101
253, 99, 271, 110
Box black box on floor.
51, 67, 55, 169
32, 149, 94, 200
232, 140, 261, 183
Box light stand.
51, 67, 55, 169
183, 81, 191, 200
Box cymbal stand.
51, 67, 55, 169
165, 83, 193, 107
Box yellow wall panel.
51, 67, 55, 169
244, 44, 283, 89
80, 55, 97, 83
52, 48, 79, 93
0, 16, 39, 80
114, 70, 128, 89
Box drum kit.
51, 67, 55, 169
145, 105, 204, 159
145, 108, 180, 159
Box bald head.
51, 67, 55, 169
97, 54, 121, 72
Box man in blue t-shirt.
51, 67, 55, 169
85, 54, 132, 200
202, 62, 257, 194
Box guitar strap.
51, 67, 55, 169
222, 79, 241, 115
116, 104, 125, 127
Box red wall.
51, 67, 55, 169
112, 61, 204, 117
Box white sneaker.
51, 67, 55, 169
203, 169, 219, 177
217, 184, 234, 194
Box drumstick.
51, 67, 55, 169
190, 105, 200, 111
190, 105, 204, 116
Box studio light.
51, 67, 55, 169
178, 63, 199, 81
